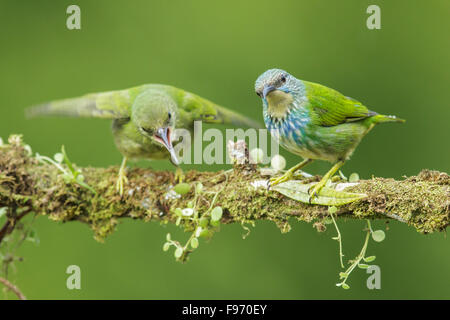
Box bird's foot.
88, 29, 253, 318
116, 170, 129, 196
331, 175, 345, 183
292, 170, 311, 180
308, 180, 327, 203
174, 167, 185, 184
270, 158, 313, 188
270, 171, 294, 188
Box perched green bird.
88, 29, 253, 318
27, 84, 260, 195
255, 69, 405, 201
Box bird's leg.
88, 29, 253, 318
309, 160, 345, 202
174, 167, 185, 184
116, 157, 128, 196
270, 158, 313, 187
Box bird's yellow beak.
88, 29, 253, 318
154, 127, 179, 166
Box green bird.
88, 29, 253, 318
27, 84, 261, 195
255, 69, 405, 201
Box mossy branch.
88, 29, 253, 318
0, 135, 448, 242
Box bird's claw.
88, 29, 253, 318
308, 182, 325, 204
269, 171, 294, 188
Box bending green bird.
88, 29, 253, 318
255, 69, 405, 202
27, 84, 260, 195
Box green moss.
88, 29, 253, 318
0, 136, 448, 242
347, 171, 449, 233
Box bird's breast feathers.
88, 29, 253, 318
265, 90, 294, 119
264, 104, 313, 156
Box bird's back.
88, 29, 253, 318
26, 84, 262, 129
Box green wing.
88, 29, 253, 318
304, 81, 375, 127
167, 87, 263, 129
27, 84, 263, 130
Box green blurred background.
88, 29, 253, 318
0, 0, 449, 299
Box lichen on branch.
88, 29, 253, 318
0, 135, 448, 243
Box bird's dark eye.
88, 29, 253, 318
280, 75, 287, 83
142, 127, 154, 135
256, 91, 261, 97
168, 112, 172, 120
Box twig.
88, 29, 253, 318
0, 277, 26, 300
329, 210, 345, 268
336, 220, 372, 289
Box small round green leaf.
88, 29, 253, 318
54, 153, 64, 163
372, 230, 386, 242
174, 247, 183, 259
190, 238, 199, 249
182, 208, 194, 217
195, 227, 203, 238
173, 183, 191, 195
176, 217, 182, 226
174, 208, 183, 217
163, 242, 170, 252
328, 206, 337, 214
166, 233, 171, 241
358, 264, 369, 269
349, 173, 360, 183
342, 283, 350, 290
363, 256, 376, 262
211, 207, 223, 222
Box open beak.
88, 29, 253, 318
154, 127, 179, 166
263, 85, 276, 99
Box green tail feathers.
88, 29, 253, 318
26, 96, 98, 118
213, 104, 263, 129
26, 90, 131, 119
371, 114, 406, 124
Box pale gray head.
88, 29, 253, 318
255, 68, 304, 119
255, 69, 303, 99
